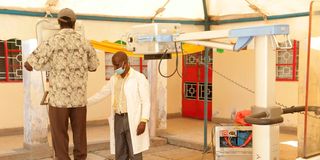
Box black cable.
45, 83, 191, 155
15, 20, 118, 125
158, 42, 183, 78
158, 49, 177, 78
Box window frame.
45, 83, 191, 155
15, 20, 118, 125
0, 40, 23, 83
276, 40, 299, 81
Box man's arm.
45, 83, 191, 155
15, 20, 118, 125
87, 79, 112, 106
25, 40, 53, 71
136, 74, 151, 135
86, 40, 99, 72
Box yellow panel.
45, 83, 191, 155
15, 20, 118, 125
90, 40, 205, 57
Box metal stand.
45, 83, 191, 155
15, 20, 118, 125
253, 36, 279, 160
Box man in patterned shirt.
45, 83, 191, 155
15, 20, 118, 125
24, 8, 99, 160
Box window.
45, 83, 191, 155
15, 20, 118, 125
0, 39, 22, 82
276, 40, 299, 81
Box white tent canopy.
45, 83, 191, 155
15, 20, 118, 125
0, 0, 313, 21
209, 0, 311, 17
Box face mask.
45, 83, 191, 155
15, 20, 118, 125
115, 62, 125, 75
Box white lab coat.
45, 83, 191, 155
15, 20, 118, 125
88, 68, 151, 154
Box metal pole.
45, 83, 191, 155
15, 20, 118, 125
202, 0, 210, 150
303, 1, 314, 157
203, 48, 210, 150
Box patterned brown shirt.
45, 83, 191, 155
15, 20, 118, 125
27, 28, 99, 108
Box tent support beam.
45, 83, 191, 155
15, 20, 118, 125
202, 0, 210, 152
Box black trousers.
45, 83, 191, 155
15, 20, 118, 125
114, 113, 142, 160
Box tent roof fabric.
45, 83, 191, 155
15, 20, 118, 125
0, 0, 313, 21
209, 0, 311, 17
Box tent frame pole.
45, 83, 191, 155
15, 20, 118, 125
202, 0, 210, 152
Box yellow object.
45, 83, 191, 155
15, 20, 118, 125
90, 40, 205, 57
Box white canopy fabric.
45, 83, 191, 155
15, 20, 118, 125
0, 0, 313, 20
209, 0, 311, 16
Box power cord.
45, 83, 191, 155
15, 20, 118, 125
158, 42, 183, 78
158, 49, 175, 78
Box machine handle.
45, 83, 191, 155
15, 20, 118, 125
40, 91, 49, 105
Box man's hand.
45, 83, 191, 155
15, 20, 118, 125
136, 122, 146, 136
24, 61, 33, 71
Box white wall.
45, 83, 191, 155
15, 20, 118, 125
0, 14, 203, 129
0, 83, 24, 129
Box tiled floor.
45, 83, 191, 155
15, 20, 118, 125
0, 125, 109, 152
41, 145, 212, 160
0, 118, 299, 160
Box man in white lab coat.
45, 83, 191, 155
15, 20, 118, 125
88, 51, 150, 160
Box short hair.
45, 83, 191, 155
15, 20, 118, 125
112, 51, 128, 63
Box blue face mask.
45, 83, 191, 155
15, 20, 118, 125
115, 62, 125, 75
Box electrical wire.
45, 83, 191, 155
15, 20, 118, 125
158, 49, 176, 78
206, 63, 291, 109
158, 42, 183, 78
181, 51, 290, 109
